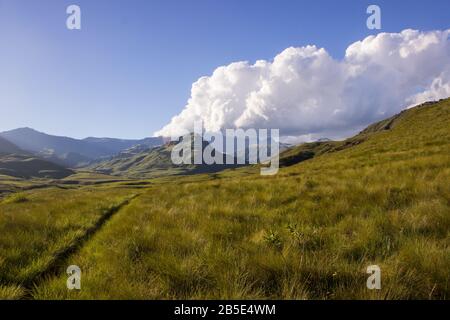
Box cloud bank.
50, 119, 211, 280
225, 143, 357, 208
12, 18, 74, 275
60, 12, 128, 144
155, 29, 450, 140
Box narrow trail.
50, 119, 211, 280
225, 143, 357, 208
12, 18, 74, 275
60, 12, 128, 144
21, 193, 141, 299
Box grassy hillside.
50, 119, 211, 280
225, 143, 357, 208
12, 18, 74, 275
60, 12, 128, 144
0, 128, 163, 167
87, 137, 240, 178
0, 154, 74, 179
277, 100, 437, 168
0, 137, 74, 180
2, 98, 440, 300
0, 186, 141, 299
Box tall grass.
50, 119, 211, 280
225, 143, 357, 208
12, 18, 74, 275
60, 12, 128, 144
32, 100, 450, 299
0, 186, 140, 298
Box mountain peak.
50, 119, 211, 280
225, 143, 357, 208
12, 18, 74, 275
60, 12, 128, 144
4, 127, 40, 134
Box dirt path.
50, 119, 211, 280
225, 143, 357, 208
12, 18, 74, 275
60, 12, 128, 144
21, 193, 141, 299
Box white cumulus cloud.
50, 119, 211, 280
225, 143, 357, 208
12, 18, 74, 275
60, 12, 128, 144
155, 29, 450, 139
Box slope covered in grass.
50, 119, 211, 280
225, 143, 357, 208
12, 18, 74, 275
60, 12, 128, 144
0, 136, 74, 180
278, 100, 439, 168
0, 128, 163, 167
0, 154, 74, 179
31, 99, 449, 299
0, 186, 140, 298
86, 136, 241, 178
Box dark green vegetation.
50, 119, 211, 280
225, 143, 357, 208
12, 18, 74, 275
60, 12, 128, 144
0, 99, 449, 299
0, 137, 74, 180
0, 154, 74, 179
86, 141, 185, 177
0, 128, 163, 167
87, 137, 240, 178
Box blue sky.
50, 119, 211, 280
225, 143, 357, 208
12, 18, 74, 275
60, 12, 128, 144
0, 0, 449, 139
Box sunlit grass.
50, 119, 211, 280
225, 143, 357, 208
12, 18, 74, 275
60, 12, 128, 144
1, 99, 449, 300
0, 284, 25, 300
32, 100, 450, 300
0, 186, 140, 295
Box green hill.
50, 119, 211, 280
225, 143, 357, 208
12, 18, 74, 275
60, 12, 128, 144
278, 100, 442, 168
88, 102, 436, 178
86, 136, 240, 178
0, 98, 448, 300
0, 154, 74, 179
0, 136, 74, 179
0, 128, 163, 167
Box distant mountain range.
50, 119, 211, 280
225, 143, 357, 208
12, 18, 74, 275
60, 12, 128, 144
1, 98, 447, 180
0, 136, 74, 179
86, 133, 296, 178
0, 128, 163, 167
90, 103, 420, 179
0, 136, 24, 155
0, 127, 278, 179
86, 135, 241, 178
0, 127, 289, 179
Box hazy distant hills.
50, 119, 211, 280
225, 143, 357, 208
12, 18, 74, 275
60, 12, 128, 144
87, 136, 241, 178
1, 98, 448, 180
85, 99, 450, 179
0, 136, 25, 155
83, 136, 163, 154
0, 128, 163, 168
0, 154, 74, 179
0, 136, 74, 179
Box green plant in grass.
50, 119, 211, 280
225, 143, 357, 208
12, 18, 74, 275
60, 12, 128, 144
263, 230, 283, 250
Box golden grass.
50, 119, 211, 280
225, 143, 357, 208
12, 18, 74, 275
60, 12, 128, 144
28, 99, 449, 300
0, 185, 141, 298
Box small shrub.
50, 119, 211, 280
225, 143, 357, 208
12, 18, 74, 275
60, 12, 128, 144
263, 230, 283, 250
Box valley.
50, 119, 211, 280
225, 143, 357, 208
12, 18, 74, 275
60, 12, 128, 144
0, 99, 449, 299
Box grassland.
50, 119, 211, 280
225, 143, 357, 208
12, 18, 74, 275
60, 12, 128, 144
0, 185, 141, 299
0, 99, 449, 300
